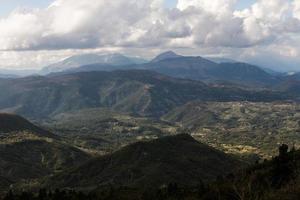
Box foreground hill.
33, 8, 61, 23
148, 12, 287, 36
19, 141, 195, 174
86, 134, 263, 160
0, 70, 286, 119
4, 144, 300, 199
0, 114, 90, 192
44, 134, 242, 189
0, 113, 54, 138
163, 101, 300, 157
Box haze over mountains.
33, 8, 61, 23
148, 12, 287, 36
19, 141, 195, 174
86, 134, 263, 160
0, 50, 300, 199
0, 51, 299, 88
35, 51, 295, 89
2, 0, 300, 198
42, 53, 147, 74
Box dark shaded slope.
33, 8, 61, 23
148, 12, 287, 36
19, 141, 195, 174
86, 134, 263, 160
143, 57, 219, 81
276, 79, 300, 97
143, 58, 279, 86
44, 134, 242, 189
0, 114, 91, 192
0, 140, 89, 184
216, 62, 279, 86
0, 113, 54, 137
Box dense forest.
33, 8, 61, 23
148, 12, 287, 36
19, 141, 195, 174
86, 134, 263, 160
2, 144, 299, 200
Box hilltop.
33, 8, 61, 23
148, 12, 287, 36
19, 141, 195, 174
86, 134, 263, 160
0, 114, 91, 192
44, 134, 242, 189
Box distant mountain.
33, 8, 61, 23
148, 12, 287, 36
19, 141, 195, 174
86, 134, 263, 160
142, 56, 219, 80
287, 72, 300, 80
0, 114, 90, 192
215, 62, 279, 86
0, 74, 18, 79
276, 80, 300, 97
44, 134, 242, 189
271, 72, 300, 97
62, 63, 128, 74
42, 53, 147, 74
0, 69, 39, 77
261, 67, 282, 76
46, 52, 282, 87
139, 57, 279, 87
0, 70, 287, 119
151, 51, 183, 63
205, 57, 237, 64
204, 57, 279, 76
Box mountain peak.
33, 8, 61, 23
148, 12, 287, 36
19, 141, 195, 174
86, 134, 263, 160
42, 53, 147, 74
151, 51, 183, 63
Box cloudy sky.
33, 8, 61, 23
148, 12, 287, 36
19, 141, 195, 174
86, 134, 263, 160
0, 0, 300, 71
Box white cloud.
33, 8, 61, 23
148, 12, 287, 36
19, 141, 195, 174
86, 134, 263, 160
294, 0, 300, 20
0, 0, 300, 71
177, 0, 237, 16
0, 0, 165, 50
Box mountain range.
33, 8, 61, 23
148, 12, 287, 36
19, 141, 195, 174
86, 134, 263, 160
0, 70, 288, 119
1, 50, 300, 199
1, 51, 297, 90
44, 51, 285, 88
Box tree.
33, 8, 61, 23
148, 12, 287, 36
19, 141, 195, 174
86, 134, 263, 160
3, 190, 14, 200
279, 144, 289, 158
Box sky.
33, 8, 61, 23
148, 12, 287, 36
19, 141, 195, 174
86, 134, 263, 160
0, 0, 300, 71
0, 0, 256, 15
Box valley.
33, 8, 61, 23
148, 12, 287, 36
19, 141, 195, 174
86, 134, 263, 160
0, 51, 300, 199
2, 0, 300, 198
164, 101, 300, 158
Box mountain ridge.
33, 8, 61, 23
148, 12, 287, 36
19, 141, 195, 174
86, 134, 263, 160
0, 70, 288, 119
53, 52, 282, 87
